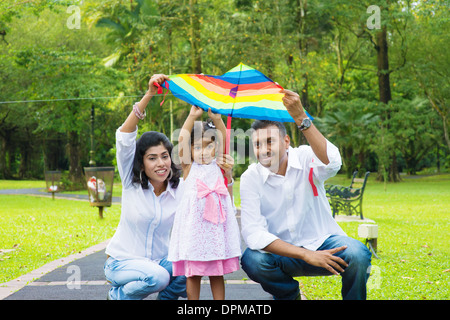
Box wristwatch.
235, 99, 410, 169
298, 117, 312, 131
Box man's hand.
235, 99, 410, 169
263, 239, 347, 275
281, 89, 307, 124
302, 246, 348, 275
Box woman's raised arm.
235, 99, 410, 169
120, 74, 169, 133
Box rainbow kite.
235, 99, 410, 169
160, 63, 313, 122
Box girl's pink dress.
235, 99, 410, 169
168, 159, 241, 277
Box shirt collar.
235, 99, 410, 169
148, 180, 177, 199
257, 146, 302, 184
164, 180, 177, 198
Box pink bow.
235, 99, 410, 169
197, 178, 228, 224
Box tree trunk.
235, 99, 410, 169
296, 0, 309, 146
443, 114, 450, 151
375, 26, 400, 182
0, 129, 15, 179
18, 146, 29, 179
188, 0, 202, 74
67, 130, 84, 187
376, 27, 392, 104
297, 0, 309, 108
0, 134, 7, 179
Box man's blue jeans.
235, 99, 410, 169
104, 256, 186, 300
241, 235, 372, 300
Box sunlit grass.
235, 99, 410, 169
1, 175, 449, 299
297, 174, 450, 300
0, 195, 120, 283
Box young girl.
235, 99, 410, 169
168, 106, 241, 300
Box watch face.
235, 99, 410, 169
303, 118, 311, 127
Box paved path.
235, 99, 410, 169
1, 187, 373, 300
0, 188, 281, 300
1, 241, 274, 300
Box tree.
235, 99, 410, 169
14, 48, 126, 184
0, 4, 127, 183
1, 0, 448, 180
316, 99, 379, 176
408, 0, 449, 151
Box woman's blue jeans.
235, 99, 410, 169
241, 235, 372, 300
104, 256, 186, 300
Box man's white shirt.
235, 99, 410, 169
240, 140, 346, 252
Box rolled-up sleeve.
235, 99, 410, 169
239, 169, 279, 251
116, 126, 138, 189
309, 139, 342, 183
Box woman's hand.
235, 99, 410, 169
148, 74, 169, 96
120, 74, 168, 133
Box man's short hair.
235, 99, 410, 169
251, 120, 287, 137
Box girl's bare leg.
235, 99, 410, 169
209, 276, 225, 300
186, 276, 202, 300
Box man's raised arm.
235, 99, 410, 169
281, 89, 329, 165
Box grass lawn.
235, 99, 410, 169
296, 173, 450, 300
0, 180, 45, 190
0, 174, 449, 300
0, 195, 120, 283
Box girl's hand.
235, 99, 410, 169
189, 105, 204, 119
207, 108, 222, 122
148, 74, 169, 96
217, 154, 234, 178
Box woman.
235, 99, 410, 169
104, 74, 186, 300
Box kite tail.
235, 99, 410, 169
153, 81, 169, 106
220, 115, 233, 187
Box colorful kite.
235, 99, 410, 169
159, 63, 313, 122
155, 63, 314, 186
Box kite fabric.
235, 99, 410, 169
160, 63, 313, 122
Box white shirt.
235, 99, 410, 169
240, 141, 346, 252
105, 127, 184, 261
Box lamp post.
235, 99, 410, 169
83, 105, 115, 218
45, 170, 61, 200
89, 105, 96, 167
84, 166, 115, 218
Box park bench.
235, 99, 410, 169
325, 171, 370, 219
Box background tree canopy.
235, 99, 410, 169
0, 0, 448, 185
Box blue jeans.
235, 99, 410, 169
241, 235, 372, 300
104, 256, 186, 300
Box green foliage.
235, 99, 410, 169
316, 99, 379, 176
0, 0, 448, 181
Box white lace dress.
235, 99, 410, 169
168, 159, 241, 277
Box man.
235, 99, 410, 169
239, 89, 372, 300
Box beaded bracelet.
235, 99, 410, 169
133, 102, 146, 120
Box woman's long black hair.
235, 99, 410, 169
131, 131, 181, 189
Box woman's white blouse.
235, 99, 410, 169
105, 126, 184, 261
